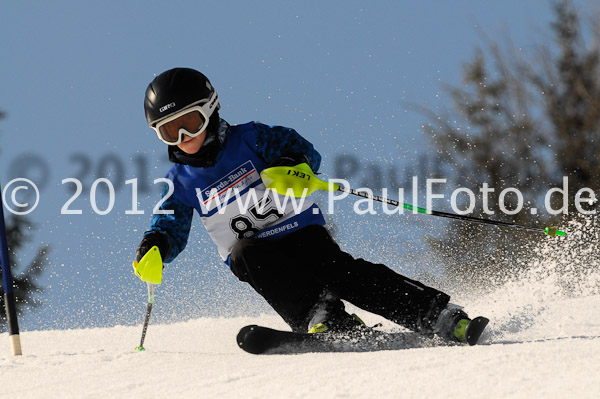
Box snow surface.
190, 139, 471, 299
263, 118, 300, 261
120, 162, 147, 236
2, 226, 600, 399
2, 291, 599, 398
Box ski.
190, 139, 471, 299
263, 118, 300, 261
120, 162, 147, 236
237, 325, 431, 354
237, 317, 489, 354
465, 316, 489, 346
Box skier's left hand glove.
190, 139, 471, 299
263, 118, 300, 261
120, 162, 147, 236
135, 231, 169, 263
133, 232, 169, 284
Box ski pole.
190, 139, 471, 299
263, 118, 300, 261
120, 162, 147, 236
337, 184, 564, 236
131, 245, 163, 351
136, 282, 154, 351
260, 163, 566, 237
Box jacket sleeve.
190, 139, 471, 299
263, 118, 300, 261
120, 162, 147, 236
145, 181, 194, 263
253, 122, 322, 173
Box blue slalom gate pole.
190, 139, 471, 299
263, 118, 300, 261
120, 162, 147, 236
0, 180, 22, 355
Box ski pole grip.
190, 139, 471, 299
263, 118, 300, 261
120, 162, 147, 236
132, 246, 163, 284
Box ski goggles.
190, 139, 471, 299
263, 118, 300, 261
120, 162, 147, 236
152, 92, 218, 145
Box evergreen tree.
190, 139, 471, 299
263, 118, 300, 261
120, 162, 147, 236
0, 110, 50, 331
422, 0, 600, 288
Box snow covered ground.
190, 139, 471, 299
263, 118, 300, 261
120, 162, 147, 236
2, 293, 599, 398
2, 230, 600, 399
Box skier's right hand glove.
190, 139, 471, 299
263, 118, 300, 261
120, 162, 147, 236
135, 231, 170, 263
269, 152, 311, 169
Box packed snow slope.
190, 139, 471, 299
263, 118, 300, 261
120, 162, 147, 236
2, 288, 599, 397
0, 299, 598, 399
2, 222, 600, 399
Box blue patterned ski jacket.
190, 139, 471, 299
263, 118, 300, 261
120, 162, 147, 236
145, 121, 324, 264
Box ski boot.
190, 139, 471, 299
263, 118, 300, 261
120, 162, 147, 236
306, 290, 368, 335
308, 313, 366, 334
434, 304, 489, 345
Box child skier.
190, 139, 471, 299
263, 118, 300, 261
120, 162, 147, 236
135, 67, 476, 342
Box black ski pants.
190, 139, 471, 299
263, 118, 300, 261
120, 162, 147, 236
230, 224, 450, 333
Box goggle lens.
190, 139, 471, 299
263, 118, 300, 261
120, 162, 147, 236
157, 110, 206, 144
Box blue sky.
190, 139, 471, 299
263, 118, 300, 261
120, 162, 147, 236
0, 0, 589, 330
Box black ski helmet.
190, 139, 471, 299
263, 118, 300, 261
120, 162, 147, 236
144, 67, 220, 127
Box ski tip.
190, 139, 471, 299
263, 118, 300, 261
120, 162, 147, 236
237, 325, 268, 355
466, 316, 489, 346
